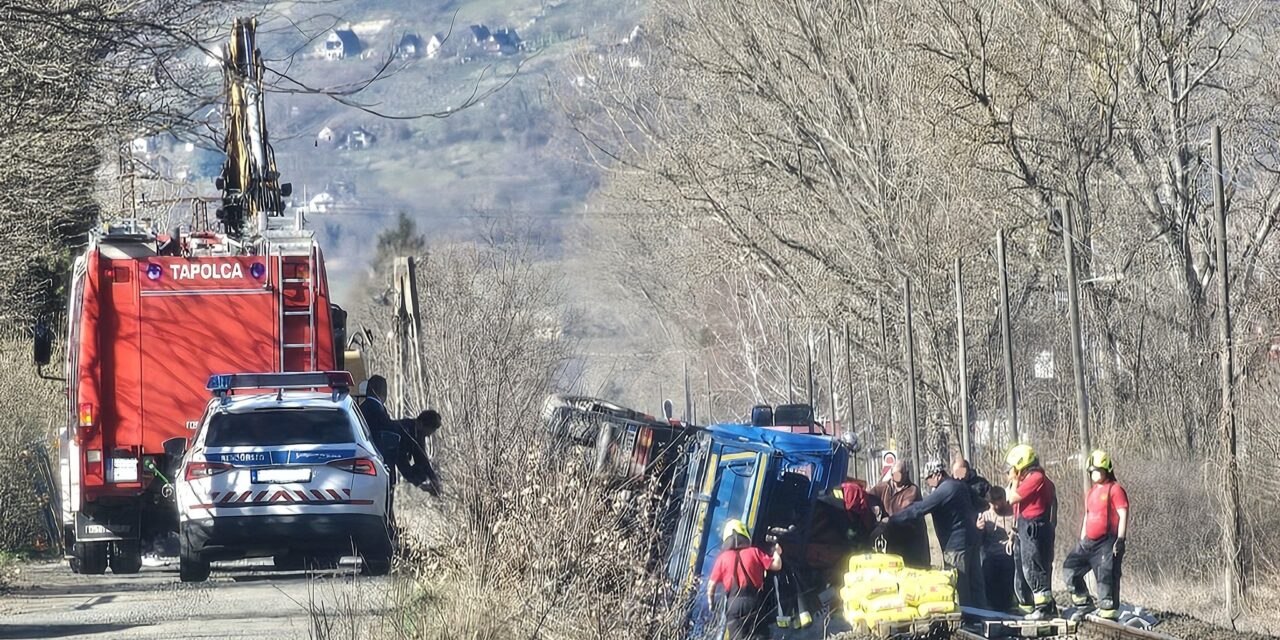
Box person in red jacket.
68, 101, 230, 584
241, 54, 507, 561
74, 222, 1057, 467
707, 519, 782, 639
1005, 444, 1057, 619
1063, 450, 1129, 620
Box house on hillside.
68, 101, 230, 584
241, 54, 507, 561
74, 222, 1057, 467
469, 24, 491, 46
426, 32, 446, 58
465, 24, 522, 57
307, 191, 337, 214
489, 28, 521, 55
347, 127, 376, 150
315, 123, 377, 150
319, 29, 362, 60
397, 33, 425, 59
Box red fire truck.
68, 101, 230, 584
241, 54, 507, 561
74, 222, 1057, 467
35, 19, 347, 574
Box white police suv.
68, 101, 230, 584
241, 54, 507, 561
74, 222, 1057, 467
171, 372, 396, 582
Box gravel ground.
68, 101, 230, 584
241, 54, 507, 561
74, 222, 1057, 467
1149, 612, 1279, 640
0, 558, 390, 640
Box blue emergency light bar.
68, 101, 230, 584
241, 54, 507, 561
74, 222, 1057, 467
206, 371, 354, 398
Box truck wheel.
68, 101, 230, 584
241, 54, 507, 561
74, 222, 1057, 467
75, 541, 108, 575
109, 540, 143, 574
179, 530, 210, 582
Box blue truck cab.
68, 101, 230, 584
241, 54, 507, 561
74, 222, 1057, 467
665, 418, 856, 634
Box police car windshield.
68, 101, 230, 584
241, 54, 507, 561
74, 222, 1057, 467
205, 409, 354, 447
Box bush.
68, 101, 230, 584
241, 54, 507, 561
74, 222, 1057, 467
0, 337, 62, 556
350, 240, 685, 639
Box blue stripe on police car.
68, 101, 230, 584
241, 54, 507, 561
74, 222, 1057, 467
204, 449, 355, 466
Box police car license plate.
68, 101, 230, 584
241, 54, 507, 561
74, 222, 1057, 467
252, 468, 312, 484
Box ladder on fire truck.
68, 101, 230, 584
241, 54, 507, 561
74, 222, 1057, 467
268, 230, 319, 372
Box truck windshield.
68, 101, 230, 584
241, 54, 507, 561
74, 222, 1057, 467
205, 409, 353, 447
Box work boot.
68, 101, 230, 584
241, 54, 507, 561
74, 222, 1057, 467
1070, 594, 1096, 614
1098, 608, 1120, 620
1025, 601, 1058, 621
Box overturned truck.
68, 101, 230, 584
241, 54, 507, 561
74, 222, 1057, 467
544, 396, 866, 636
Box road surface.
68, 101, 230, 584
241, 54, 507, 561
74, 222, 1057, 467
0, 558, 388, 640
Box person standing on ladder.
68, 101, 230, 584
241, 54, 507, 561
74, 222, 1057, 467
1063, 450, 1129, 620
1004, 444, 1058, 620
706, 519, 782, 639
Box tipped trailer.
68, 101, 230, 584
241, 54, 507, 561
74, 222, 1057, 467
39, 18, 348, 574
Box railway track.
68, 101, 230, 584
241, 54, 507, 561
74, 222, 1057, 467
951, 614, 1182, 640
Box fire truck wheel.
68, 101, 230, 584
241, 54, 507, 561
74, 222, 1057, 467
74, 541, 108, 575
109, 540, 143, 574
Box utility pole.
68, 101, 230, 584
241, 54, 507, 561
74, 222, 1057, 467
806, 326, 815, 408
683, 359, 693, 424
786, 324, 795, 403
392, 257, 427, 416
997, 230, 1019, 444
706, 368, 713, 424
845, 322, 862, 469
1062, 199, 1092, 497
1213, 125, 1246, 617
955, 258, 971, 461
877, 294, 894, 446
826, 326, 838, 437
903, 279, 922, 481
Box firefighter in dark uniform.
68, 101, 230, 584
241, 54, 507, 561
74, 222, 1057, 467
1063, 450, 1129, 620
706, 519, 782, 639
1005, 444, 1058, 619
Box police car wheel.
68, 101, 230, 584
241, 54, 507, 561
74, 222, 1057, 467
361, 552, 392, 576
109, 540, 143, 574
272, 553, 304, 571
75, 541, 108, 575
179, 529, 210, 582
179, 553, 210, 582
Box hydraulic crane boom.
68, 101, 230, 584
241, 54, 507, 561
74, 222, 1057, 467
217, 17, 290, 240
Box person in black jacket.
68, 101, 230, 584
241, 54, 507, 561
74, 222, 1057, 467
890, 460, 988, 608
953, 457, 992, 510
359, 376, 438, 494
396, 409, 441, 495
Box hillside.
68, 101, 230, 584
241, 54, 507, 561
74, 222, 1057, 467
203, 0, 643, 295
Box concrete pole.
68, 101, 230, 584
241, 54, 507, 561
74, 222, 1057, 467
1213, 125, 1246, 616
997, 230, 1019, 445
683, 359, 692, 424
903, 279, 922, 481
806, 326, 815, 409
877, 294, 895, 446
786, 324, 795, 403
827, 326, 838, 437
706, 368, 713, 424
1062, 200, 1093, 497
955, 258, 972, 461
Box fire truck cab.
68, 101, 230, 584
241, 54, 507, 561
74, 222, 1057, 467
53, 218, 344, 574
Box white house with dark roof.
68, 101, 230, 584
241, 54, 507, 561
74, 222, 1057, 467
319, 29, 363, 60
